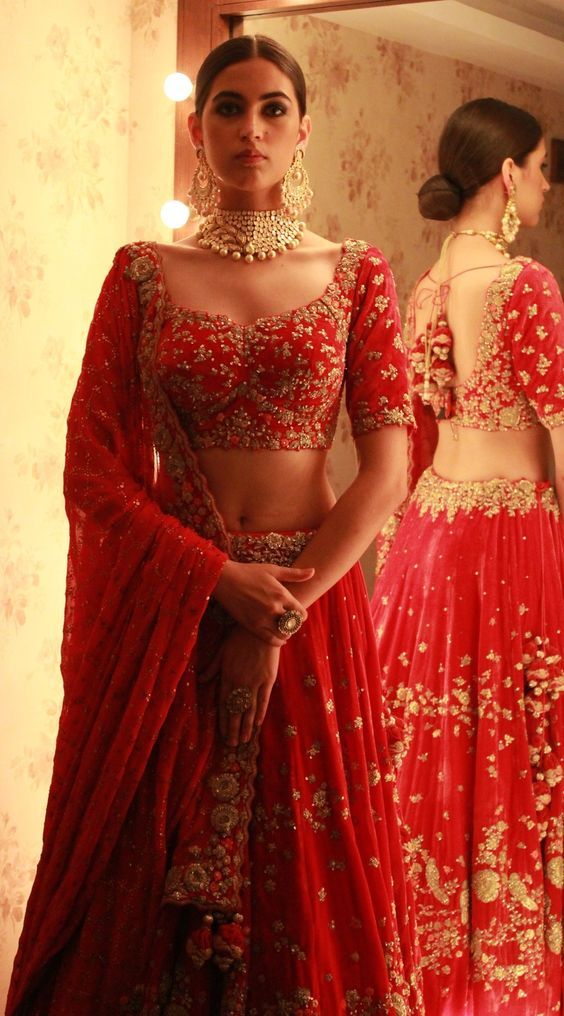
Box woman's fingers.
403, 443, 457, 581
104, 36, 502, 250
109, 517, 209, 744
273, 565, 315, 583
217, 629, 280, 745
221, 683, 256, 746
213, 561, 314, 642
254, 683, 273, 729
257, 630, 288, 648
239, 703, 257, 744
226, 710, 242, 747
224, 697, 256, 747
222, 681, 275, 746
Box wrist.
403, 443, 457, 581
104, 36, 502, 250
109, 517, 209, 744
213, 558, 238, 603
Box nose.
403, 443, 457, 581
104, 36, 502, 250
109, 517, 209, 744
239, 113, 263, 141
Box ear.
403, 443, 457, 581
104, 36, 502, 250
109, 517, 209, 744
501, 156, 516, 193
188, 112, 203, 150
297, 114, 312, 152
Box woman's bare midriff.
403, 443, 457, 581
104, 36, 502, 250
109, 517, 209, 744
433, 421, 554, 481
197, 447, 336, 531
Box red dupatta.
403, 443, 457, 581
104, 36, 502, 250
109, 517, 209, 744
7, 244, 229, 1014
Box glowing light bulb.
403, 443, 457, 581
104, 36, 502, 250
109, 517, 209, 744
161, 200, 190, 229
163, 72, 193, 102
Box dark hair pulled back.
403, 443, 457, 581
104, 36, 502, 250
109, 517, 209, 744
418, 97, 542, 220
194, 35, 307, 119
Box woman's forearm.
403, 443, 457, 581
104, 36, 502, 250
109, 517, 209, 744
285, 428, 408, 607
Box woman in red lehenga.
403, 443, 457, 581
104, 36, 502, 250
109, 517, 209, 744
7, 36, 423, 1016
371, 98, 564, 1015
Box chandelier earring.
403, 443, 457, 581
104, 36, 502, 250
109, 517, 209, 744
501, 180, 520, 245
281, 148, 313, 218
188, 148, 221, 217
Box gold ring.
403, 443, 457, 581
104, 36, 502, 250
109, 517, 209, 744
225, 686, 253, 715
276, 609, 303, 637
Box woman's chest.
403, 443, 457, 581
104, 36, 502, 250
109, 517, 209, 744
155, 302, 350, 398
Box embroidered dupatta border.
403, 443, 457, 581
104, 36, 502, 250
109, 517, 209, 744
124, 242, 230, 551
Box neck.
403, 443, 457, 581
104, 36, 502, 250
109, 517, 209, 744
197, 207, 304, 263
453, 213, 503, 233
446, 225, 508, 258
218, 185, 283, 212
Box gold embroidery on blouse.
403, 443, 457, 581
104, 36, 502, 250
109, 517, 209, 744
447, 259, 538, 431
126, 242, 230, 548
413, 468, 560, 523
156, 239, 413, 451
409, 258, 564, 433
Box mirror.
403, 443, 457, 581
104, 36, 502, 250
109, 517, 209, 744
175, 0, 564, 582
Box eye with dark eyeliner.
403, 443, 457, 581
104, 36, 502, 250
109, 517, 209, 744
214, 100, 243, 117
262, 101, 288, 117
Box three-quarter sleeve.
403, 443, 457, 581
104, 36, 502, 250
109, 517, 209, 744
346, 247, 414, 436
508, 262, 564, 429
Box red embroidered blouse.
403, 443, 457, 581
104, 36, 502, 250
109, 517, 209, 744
408, 258, 564, 431
152, 238, 414, 450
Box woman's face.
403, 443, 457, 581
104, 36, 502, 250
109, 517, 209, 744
513, 139, 550, 227
189, 57, 311, 209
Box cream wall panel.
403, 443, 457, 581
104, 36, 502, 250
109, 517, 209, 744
0, 0, 177, 1007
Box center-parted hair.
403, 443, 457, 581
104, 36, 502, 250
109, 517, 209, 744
418, 98, 543, 221
194, 35, 307, 119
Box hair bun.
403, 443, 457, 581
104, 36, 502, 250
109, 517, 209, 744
417, 174, 463, 221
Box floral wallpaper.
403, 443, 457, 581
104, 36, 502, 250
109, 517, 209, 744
2, 4, 563, 1008
247, 12, 564, 309
246, 12, 564, 582
0, 0, 177, 1007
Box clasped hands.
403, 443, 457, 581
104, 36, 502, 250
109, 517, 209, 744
203, 560, 314, 747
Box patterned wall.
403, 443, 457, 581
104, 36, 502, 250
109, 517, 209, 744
245, 12, 564, 575
0, 0, 177, 1006
2, 5, 563, 1007
247, 12, 564, 307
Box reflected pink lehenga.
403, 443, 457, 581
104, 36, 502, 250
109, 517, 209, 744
7, 241, 423, 1015
372, 257, 564, 1015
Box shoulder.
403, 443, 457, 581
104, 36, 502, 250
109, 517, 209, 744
104, 242, 163, 313
112, 241, 160, 283
344, 237, 390, 264
341, 238, 395, 292
505, 256, 562, 305
514, 257, 560, 290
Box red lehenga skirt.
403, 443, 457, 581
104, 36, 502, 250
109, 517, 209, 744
371, 469, 564, 1016
28, 533, 423, 1016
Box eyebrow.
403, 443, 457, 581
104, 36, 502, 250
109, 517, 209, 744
211, 89, 292, 103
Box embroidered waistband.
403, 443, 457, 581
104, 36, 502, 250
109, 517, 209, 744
228, 529, 315, 565
414, 468, 560, 522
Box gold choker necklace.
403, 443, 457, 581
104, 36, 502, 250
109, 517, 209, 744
449, 229, 509, 257
197, 209, 305, 263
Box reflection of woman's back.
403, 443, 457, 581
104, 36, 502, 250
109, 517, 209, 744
372, 98, 564, 1016
7, 35, 423, 1016
410, 241, 556, 483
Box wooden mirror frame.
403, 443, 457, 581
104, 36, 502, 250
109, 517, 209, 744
174, 0, 432, 209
